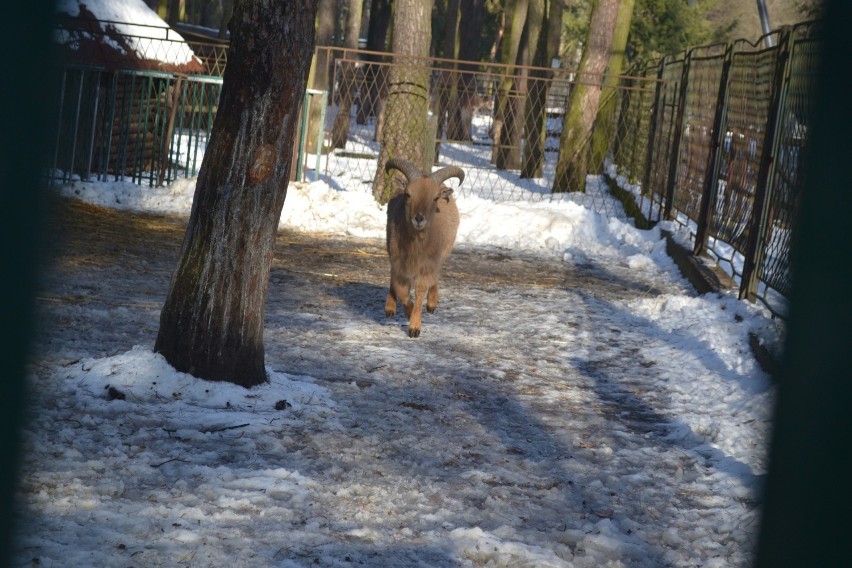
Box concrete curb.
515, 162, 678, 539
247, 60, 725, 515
661, 229, 780, 379
603, 176, 781, 379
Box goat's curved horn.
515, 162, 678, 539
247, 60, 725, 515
430, 166, 465, 186
385, 158, 423, 182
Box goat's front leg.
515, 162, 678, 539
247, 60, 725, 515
426, 284, 439, 314
407, 284, 427, 337
385, 276, 409, 318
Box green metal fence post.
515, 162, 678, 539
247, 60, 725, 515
739, 27, 794, 301
693, 43, 735, 256
641, 56, 667, 221
662, 50, 693, 220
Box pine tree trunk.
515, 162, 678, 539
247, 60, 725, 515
306, 0, 335, 154
588, 0, 635, 174
433, 0, 461, 152
155, 0, 318, 388
447, 0, 484, 141
492, 0, 529, 170
372, 0, 433, 204
552, 0, 620, 193
520, 0, 550, 179
331, 0, 364, 149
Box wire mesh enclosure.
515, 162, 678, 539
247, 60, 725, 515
45, 18, 820, 318
319, 47, 659, 219
626, 21, 820, 316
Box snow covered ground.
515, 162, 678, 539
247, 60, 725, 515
16, 160, 783, 567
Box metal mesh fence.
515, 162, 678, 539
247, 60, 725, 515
756, 25, 821, 301
321, 47, 659, 219
708, 41, 779, 272
46, 20, 820, 316
619, 21, 820, 316
673, 45, 728, 222
48, 66, 221, 186
641, 55, 685, 223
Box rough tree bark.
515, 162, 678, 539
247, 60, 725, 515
519, 0, 549, 179
588, 0, 634, 174
305, 0, 335, 153
432, 0, 461, 149
552, 0, 620, 193
155, 0, 318, 388
357, 0, 391, 126
372, 0, 433, 204
492, 0, 529, 170
447, 0, 485, 141
331, 0, 365, 149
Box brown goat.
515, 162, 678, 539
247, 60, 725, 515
384, 158, 464, 337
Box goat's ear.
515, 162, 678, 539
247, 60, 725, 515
440, 186, 454, 202
392, 176, 407, 195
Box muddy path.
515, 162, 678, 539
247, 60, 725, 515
35, 198, 672, 364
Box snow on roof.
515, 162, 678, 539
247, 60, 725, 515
54, 0, 204, 73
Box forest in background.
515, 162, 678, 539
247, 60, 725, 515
143, 0, 821, 66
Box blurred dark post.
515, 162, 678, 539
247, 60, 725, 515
1, 0, 59, 563
754, 1, 852, 566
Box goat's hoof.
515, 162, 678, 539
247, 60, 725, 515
385, 309, 396, 318
408, 327, 421, 338
426, 305, 437, 314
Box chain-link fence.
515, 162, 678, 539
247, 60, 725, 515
619, 22, 819, 316
46, 18, 819, 317
319, 47, 657, 219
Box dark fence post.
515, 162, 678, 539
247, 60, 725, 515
641, 56, 667, 220
662, 50, 693, 220
693, 43, 735, 256
739, 27, 794, 301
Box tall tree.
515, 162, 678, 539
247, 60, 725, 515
520, 0, 563, 178
331, 0, 365, 149
372, 0, 433, 203
155, 0, 318, 387
356, 0, 392, 126
436, 0, 486, 143
449, 0, 486, 141
491, 0, 529, 170
432, 0, 462, 149
305, 0, 336, 153
552, 0, 620, 193
218, 0, 232, 40
588, 0, 634, 173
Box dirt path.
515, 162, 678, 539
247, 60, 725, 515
35, 198, 671, 364
24, 199, 771, 567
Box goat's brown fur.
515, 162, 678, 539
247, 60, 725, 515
384, 159, 463, 337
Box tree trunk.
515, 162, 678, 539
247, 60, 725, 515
588, 0, 634, 174
552, 0, 620, 193
432, 0, 461, 152
519, 0, 550, 178
218, 0, 232, 39
445, 0, 484, 142
168, 0, 185, 26
155, 0, 318, 388
331, 0, 365, 149
306, 0, 336, 153
372, 0, 433, 204
357, 0, 391, 127
492, 0, 529, 170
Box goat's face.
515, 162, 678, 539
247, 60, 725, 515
405, 179, 453, 232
